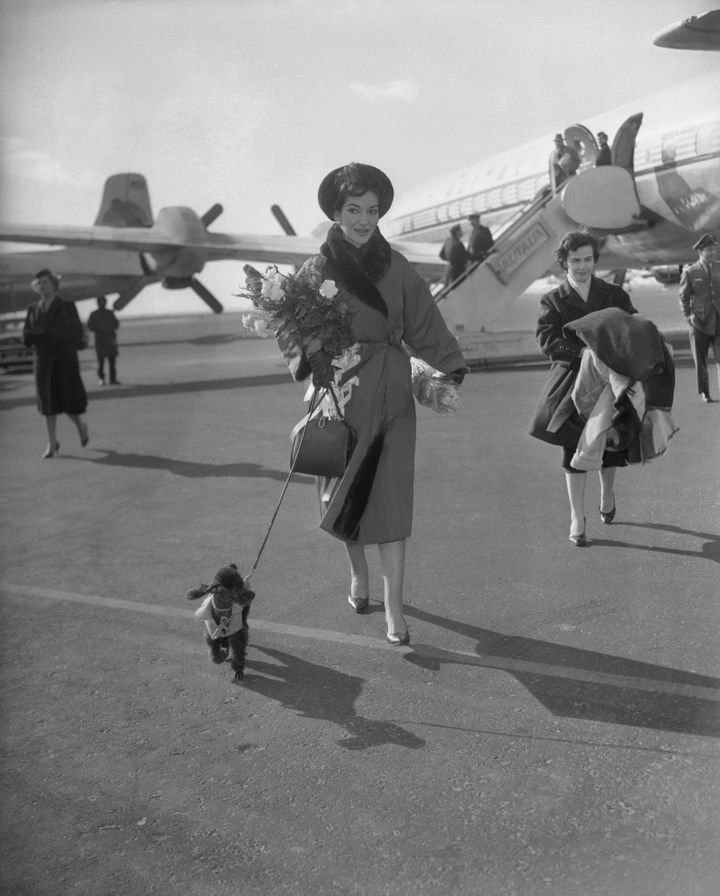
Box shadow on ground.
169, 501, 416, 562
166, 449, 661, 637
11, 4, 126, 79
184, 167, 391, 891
403, 606, 720, 737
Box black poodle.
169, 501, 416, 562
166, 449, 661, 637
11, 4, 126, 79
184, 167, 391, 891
187, 563, 255, 682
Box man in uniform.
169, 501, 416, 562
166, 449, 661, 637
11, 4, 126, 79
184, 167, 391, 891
679, 232, 720, 402
466, 213, 494, 265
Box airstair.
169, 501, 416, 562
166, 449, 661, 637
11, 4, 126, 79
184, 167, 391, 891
433, 188, 576, 360
434, 116, 646, 366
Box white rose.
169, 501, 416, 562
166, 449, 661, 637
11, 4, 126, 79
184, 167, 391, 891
319, 279, 339, 299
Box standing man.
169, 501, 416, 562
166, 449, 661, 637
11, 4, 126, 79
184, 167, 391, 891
87, 296, 121, 385
595, 131, 612, 166
550, 133, 581, 190
467, 212, 494, 264
679, 232, 720, 403
439, 224, 469, 288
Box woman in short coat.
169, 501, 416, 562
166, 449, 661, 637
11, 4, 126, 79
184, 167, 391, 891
284, 163, 466, 644
529, 230, 636, 545
23, 269, 89, 457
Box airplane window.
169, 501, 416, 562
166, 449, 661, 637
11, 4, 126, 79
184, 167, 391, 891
696, 121, 720, 156
487, 188, 502, 209
660, 138, 677, 165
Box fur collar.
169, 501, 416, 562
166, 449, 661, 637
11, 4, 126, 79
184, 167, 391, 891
320, 224, 390, 318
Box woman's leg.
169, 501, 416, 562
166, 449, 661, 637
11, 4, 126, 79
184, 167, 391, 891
599, 467, 617, 514
564, 470, 587, 537
378, 539, 407, 635
43, 414, 58, 454
344, 542, 369, 601
68, 413, 89, 445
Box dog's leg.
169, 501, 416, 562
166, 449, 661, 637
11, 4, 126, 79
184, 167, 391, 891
205, 633, 227, 664
228, 626, 249, 682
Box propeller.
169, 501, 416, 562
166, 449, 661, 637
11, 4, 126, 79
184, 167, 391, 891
162, 275, 224, 313
271, 204, 297, 236
202, 203, 224, 227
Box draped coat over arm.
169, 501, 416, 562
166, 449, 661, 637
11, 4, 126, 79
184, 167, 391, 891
529, 277, 636, 449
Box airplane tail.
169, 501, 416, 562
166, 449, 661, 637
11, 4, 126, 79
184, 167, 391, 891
94, 173, 153, 226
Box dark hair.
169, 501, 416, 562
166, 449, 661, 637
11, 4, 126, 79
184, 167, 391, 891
32, 268, 60, 289
555, 229, 600, 270
331, 163, 388, 215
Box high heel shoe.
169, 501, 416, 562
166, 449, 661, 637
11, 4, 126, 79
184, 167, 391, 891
600, 501, 616, 525
347, 594, 369, 613
386, 630, 410, 646
79, 422, 89, 447
569, 517, 587, 546
42, 441, 60, 458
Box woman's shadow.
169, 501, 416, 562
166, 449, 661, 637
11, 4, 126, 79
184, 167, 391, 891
402, 606, 720, 738
88, 448, 316, 482
242, 645, 425, 751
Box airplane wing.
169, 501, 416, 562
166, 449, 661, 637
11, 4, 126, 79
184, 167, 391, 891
652, 10, 720, 50
0, 223, 445, 278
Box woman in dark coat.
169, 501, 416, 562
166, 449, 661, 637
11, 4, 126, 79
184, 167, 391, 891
283, 163, 466, 644
529, 230, 636, 545
23, 269, 89, 457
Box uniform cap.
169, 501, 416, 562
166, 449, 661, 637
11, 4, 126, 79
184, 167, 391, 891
692, 232, 718, 251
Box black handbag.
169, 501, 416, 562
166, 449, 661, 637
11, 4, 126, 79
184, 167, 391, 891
290, 389, 356, 478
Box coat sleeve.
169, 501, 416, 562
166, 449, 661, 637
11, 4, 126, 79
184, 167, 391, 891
399, 255, 466, 375
23, 306, 40, 347
536, 293, 583, 362
678, 266, 693, 320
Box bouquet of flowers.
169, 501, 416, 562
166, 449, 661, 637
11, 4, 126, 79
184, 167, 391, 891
239, 262, 355, 387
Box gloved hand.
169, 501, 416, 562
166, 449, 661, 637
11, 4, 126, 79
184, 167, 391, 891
308, 348, 335, 388
448, 366, 469, 385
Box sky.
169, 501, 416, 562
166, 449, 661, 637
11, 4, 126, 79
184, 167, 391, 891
0, 0, 716, 316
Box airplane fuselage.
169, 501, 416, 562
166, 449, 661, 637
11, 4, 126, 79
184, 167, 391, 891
383, 71, 720, 271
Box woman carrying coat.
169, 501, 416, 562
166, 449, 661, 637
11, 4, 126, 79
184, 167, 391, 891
23, 269, 89, 457
283, 163, 466, 645
529, 230, 637, 545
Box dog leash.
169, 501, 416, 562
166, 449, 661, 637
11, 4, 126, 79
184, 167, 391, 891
243, 387, 327, 582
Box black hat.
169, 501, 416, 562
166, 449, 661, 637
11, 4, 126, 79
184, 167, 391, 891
554, 133, 564, 142
692, 232, 718, 251
468, 212, 480, 221
597, 131, 608, 139
317, 163, 394, 220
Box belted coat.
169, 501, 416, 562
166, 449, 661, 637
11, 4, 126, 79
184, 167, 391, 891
292, 249, 465, 544
23, 296, 88, 416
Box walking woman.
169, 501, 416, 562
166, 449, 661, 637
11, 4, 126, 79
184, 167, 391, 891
529, 230, 637, 545
23, 269, 89, 457
281, 163, 466, 644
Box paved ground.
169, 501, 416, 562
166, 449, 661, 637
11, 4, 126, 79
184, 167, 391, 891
1, 297, 718, 896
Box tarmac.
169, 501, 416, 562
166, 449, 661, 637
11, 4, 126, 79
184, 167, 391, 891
1, 283, 719, 896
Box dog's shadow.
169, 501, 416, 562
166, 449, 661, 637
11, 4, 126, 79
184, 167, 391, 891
242, 645, 425, 751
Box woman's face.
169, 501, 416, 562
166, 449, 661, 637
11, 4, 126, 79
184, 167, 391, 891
565, 244, 596, 283
32, 275, 57, 301
334, 190, 380, 248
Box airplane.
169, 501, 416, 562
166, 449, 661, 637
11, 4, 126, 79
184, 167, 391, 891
0, 173, 444, 315
1, 65, 717, 317
382, 69, 720, 285
652, 8, 720, 50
